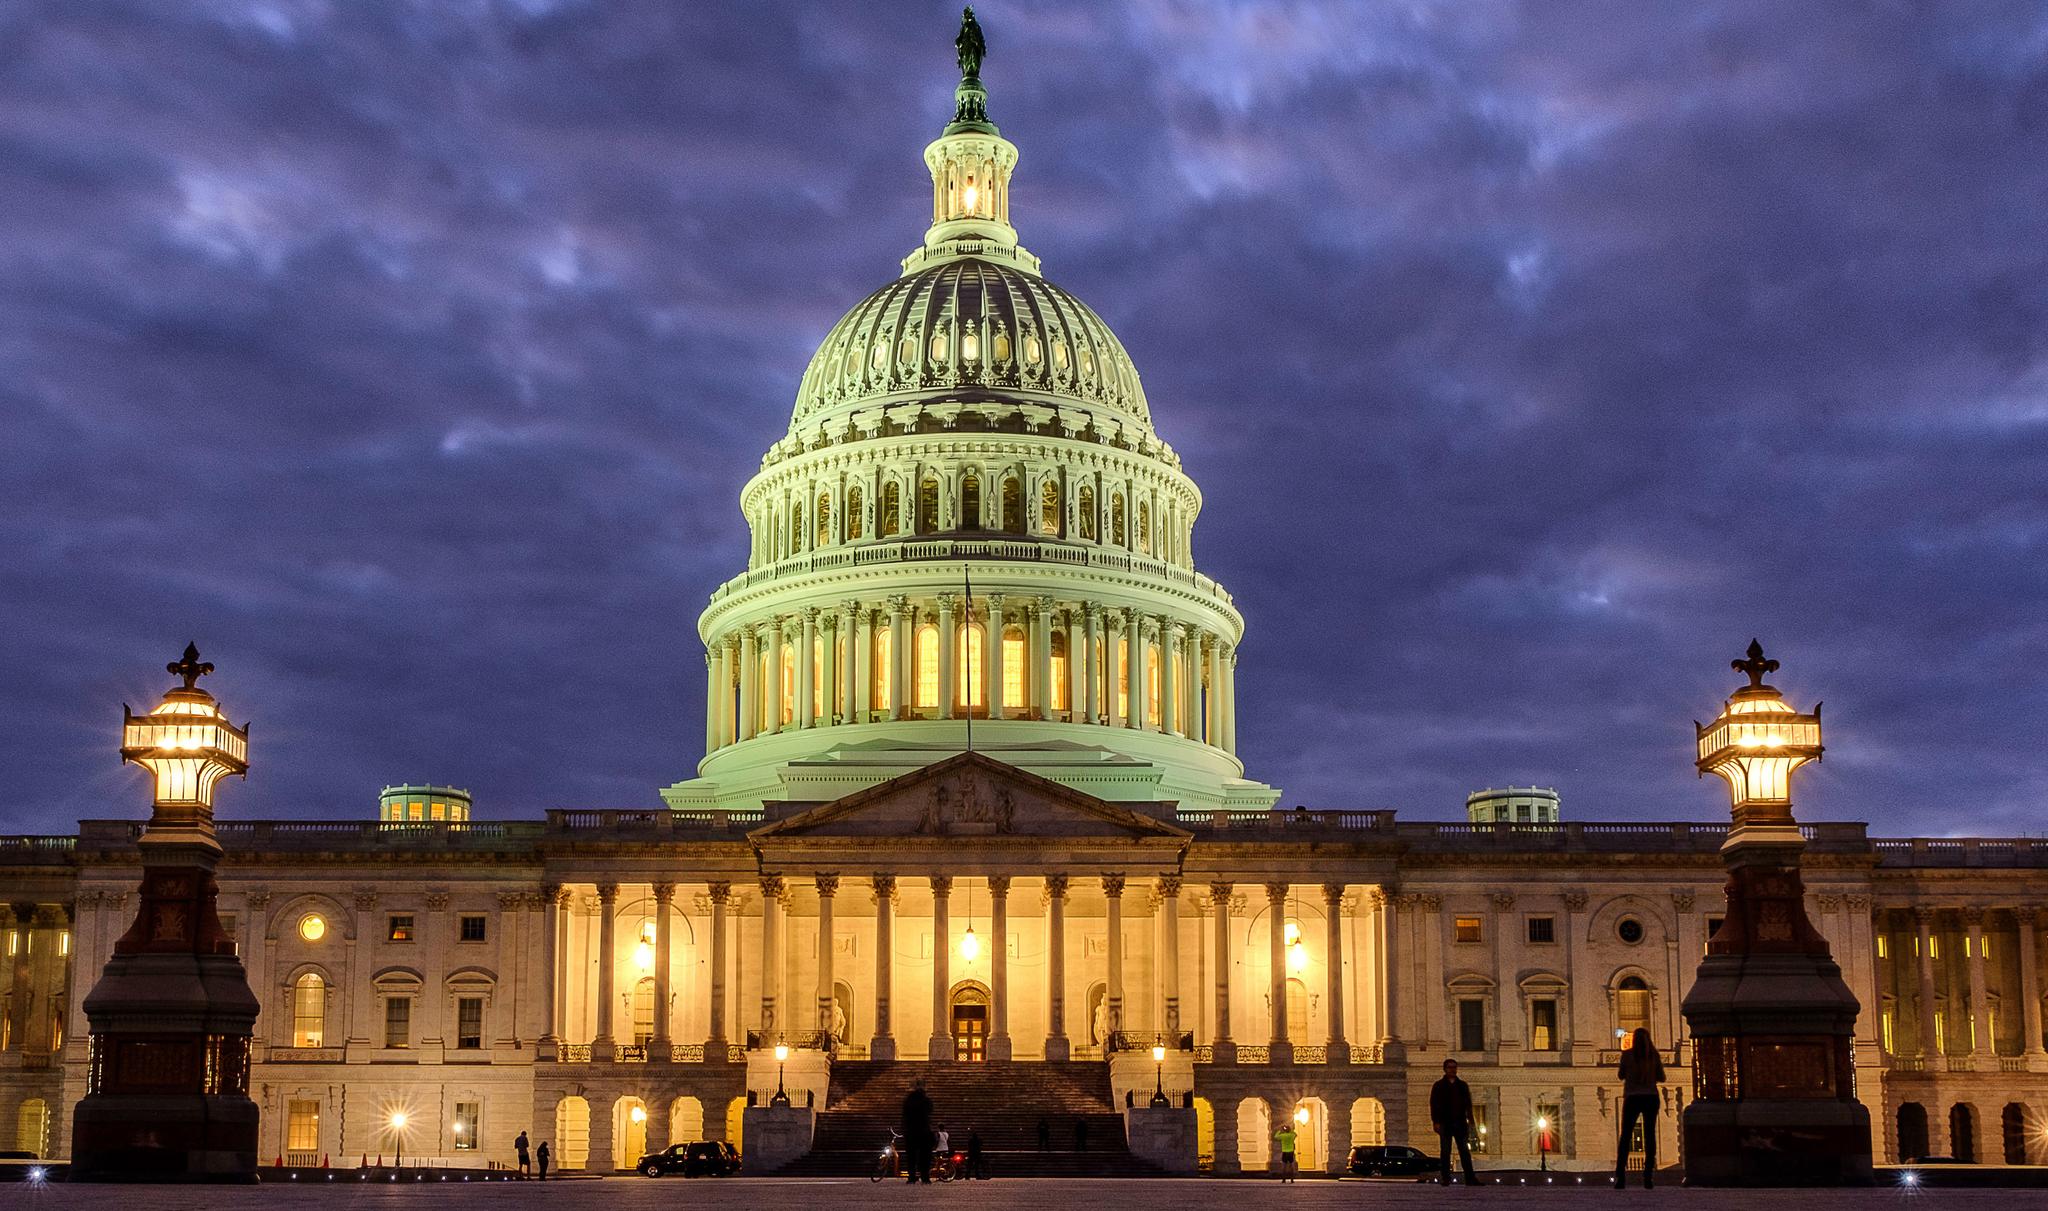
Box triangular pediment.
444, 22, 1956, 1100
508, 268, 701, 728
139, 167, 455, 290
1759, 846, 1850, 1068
749, 751, 1190, 841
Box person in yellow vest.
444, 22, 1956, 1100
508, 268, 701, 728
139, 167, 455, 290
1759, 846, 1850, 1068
1274, 1121, 1299, 1183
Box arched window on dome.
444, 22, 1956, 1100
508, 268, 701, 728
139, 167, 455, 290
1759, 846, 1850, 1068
1111, 493, 1127, 548
872, 624, 892, 712
1115, 634, 1130, 721
917, 477, 940, 535
813, 633, 826, 719
843, 345, 859, 380
993, 330, 1011, 365
780, 641, 796, 726
1053, 340, 1070, 372
961, 324, 980, 364
1001, 475, 1024, 535
961, 474, 982, 531
871, 342, 888, 372
1002, 625, 1027, 710
930, 326, 949, 365
1080, 346, 1096, 378
1079, 486, 1096, 541
1147, 639, 1161, 725
816, 494, 831, 548
914, 623, 940, 712
957, 621, 987, 715
1138, 500, 1152, 557
881, 482, 901, 538
1040, 481, 1062, 537
790, 503, 804, 555
1050, 631, 1070, 713
898, 333, 917, 367
1023, 333, 1042, 368
845, 487, 864, 540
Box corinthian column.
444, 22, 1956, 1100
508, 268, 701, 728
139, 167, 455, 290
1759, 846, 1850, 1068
766, 619, 786, 732
707, 882, 730, 1052
1159, 877, 1182, 1033
798, 608, 818, 728
888, 595, 909, 720
987, 594, 1008, 720
871, 876, 896, 1062
738, 627, 760, 741
1159, 622, 1180, 736
1104, 874, 1127, 1038
1266, 881, 1292, 1063
1221, 642, 1238, 754
1033, 597, 1054, 720
841, 601, 862, 723
815, 875, 839, 1038
1046, 875, 1070, 1060
1082, 604, 1102, 724
651, 881, 675, 1060
1323, 882, 1349, 1062
937, 594, 958, 720
989, 875, 1012, 1060
1965, 907, 1993, 1059
1211, 882, 1235, 1060
594, 882, 619, 1060
760, 875, 785, 1039
929, 875, 953, 1061
1127, 612, 1148, 730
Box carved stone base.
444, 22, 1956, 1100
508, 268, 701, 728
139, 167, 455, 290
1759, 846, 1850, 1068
1044, 1036, 1070, 1062
928, 1035, 952, 1062
987, 1034, 1013, 1062
870, 1036, 896, 1063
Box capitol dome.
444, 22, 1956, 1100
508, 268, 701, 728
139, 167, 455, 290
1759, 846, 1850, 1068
663, 22, 1278, 817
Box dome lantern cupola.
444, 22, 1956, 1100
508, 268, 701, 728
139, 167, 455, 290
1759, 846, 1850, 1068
908, 8, 1039, 276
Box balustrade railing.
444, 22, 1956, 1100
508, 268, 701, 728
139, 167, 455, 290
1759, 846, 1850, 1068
1235, 1044, 1271, 1064
1106, 1030, 1194, 1053
559, 1043, 592, 1063
672, 1044, 706, 1063
616, 1044, 648, 1063
1193, 1044, 1215, 1063
707, 538, 1236, 608
1293, 1044, 1328, 1064
746, 1030, 834, 1053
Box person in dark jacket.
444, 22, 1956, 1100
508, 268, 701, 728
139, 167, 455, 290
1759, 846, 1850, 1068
1613, 1028, 1666, 1189
535, 1140, 550, 1181
1429, 1059, 1478, 1185
902, 1080, 935, 1184
1037, 1116, 1051, 1152
967, 1129, 987, 1179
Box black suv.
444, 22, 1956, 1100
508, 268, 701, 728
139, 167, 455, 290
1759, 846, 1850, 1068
637, 1140, 741, 1177
1348, 1145, 1432, 1177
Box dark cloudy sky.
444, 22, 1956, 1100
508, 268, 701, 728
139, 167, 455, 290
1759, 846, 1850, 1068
4, 1, 2045, 837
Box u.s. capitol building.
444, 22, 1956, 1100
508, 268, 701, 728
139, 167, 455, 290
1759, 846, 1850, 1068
3, 20, 2043, 1178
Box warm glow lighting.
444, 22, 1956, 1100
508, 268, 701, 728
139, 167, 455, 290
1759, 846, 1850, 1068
1152, 1045, 1166, 1063
962, 184, 978, 210
389, 1111, 408, 1129
1287, 940, 1308, 974
1283, 921, 1301, 946
299, 915, 326, 942
1537, 1116, 1548, 1130
453, 1121, 464, 1135
630, 1105, 646, 1124
635, 941, 654, 969
774, 1044, 790, 1063
1294, 1106, 1310, 1125
960, 926, 980, 961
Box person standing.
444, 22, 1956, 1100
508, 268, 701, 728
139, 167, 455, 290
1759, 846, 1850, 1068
1074, 1117, 1090, 1152
514, 1130, 530, 1177
902, 1079, 935, 1184
967, 1129, 987, 1179
1429, 1058, 1479, 1185
1613, 1028, 1666, 1189
1274, 1120, 1299, 1183
535, 1140, 550, 1181
1037, 1116, 1051, 1152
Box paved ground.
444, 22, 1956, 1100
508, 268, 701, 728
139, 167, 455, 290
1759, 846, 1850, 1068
7, 1175, 2026, 1210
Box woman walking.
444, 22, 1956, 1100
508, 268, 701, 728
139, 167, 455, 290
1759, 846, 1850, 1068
1613, 1028, 1665, 1189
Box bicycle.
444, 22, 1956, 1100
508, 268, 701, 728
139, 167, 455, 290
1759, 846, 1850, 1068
871, 1131, 904, 1182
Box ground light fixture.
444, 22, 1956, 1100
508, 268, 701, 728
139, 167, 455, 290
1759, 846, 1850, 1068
1536, 1115, 1549, 1171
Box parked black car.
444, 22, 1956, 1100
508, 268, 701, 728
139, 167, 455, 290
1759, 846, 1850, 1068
1348, 1145, 1433, 1177
638, 1140, 741, 1177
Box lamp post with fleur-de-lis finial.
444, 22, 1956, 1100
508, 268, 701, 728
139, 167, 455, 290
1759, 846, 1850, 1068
72, 644, 261, 1182
1679, 641, 1870, 1186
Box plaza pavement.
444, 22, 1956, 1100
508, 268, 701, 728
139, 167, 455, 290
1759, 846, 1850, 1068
6, 1176, 2023, 1211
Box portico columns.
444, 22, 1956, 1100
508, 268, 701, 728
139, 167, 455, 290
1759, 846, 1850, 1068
1205, 636, 1223, 746
1033, 597, 1054, 720
815, 875, 838, 1038
989, 875, 1012, 1060
1221, 643, 1238, 754
843, 602, 865, 722
1323, 882, 1349, 1062
1159, 622, 1180, 736
760, 875, 785, 1038
766, 620, 786, 732
651, 882, 674, 1060
888, 596, 909, 720
1082, 605, 1102, 724
2020, 909, 2047, 1068
1915, 907, 1940, 1059
1065, 612, 1085, 723
1127, 612, 1149, 729
1266, 881, 1292, 1062
1104, 874, 1126, 1036
540, 883, 564, 1055
738, 627, 759, 741
871, 876, 896, 1062
821, 612, 839, 724
1211, 882, 1235, 1060
1965, 907, 1993, 1059
703, 650, 719, 753
1046, 875, 1070, 1061
798, 608, 818, 728
937, 594, 958, 720
929, 875, 953, 1061
1159, 877, 1182, 1033
707, 882, 730, 1052
987, 594, 1007, 720
594, 882, 618, 1060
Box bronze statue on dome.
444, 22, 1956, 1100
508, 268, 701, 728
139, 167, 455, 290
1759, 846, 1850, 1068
956, 7, 985, 81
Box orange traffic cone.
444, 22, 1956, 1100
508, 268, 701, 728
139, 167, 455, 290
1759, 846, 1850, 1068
322, 1154, 330, 1169
275, 1154, 283, 1168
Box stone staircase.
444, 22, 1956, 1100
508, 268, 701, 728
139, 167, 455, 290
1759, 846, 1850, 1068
766, 1060, 1158, 1177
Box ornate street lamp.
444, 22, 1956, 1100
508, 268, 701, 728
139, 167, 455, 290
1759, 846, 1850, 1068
1149, 1044, 1170, 1107
72, 645, 262, 1182
1679, 641, 1871, 1186
771, 1043, 792, 1106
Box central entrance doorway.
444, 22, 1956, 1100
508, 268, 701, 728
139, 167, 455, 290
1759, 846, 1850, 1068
950, 983, 989, 1061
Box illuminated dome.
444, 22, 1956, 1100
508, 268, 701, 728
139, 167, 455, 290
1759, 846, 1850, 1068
663, 15, 1277, 817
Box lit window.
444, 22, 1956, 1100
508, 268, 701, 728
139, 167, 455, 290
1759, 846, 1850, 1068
961, 327, 980, 362
872, 625, 893, 711
1471, 1103, 1490, 1155
453, 1102, 480, 1151
957, 622, 986, 711
881, 482, 901, 536
1881, 1010, 1893, 1053
1023, 334, 1041, 365
1050, 633, 1070, 711
287, 1100, 321, 1152
1876, 934, 1888, 959
813, 634, 826, 717
1616, 977, 1652, 1037
1081, 347, 1095, 376
458, 997, 485, 1050
1052, 340, 1069, 370
872, 343, 888, 371
1454, 917, 1483, 944
993, 331, 1011, 363
1115, 636, 1129, 720
816, 495, 830, 547
1002, 630, 1027, 708
847, 486, 864, 540
1146, 642, 1160, 722
1530, 999, 1558, 1051
1002, 476, 1024, 534
915, 624, 940, 709
58, 932, 70, 957
1040, 481, 1061, 535
388, 915, 415, 943
459, 915, 487, 943
930, 328, 949, 362
1111, 493, 1126, 546
633, 978, 656, 1046
299, 915, 326, 943
1078, 486, 1096, 540
292, 973, 325, 1047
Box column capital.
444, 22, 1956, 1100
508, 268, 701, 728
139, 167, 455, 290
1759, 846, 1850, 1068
1264, 881, 1290, 903
1561, 888, 1588, 912
1671, 889, 1696, 912
887, 594, 910, 616
937, 592, 959, 611
759, 874, 786, 900
1322, 881, 1346, 905
707, 881, 732, 905
1138, 615, 1159, 639
819, 611, 838, 633
1209, 881, 1234, 906
1101, 873, 1126, 898
841, 598, 865, 617
652, 882, 676, 904
1163, 619, 1187, 641
801, 605, 820, 622
814, 874, 841, 898
1157, 876, 1183, 899
871, 874, 897, 901
1044, 873, 1070, 900
595, 882, 620, 903
987, 874, 1012, 896
930, 874, 953, 896
1913, 905, 1939, 925
1961, 905, 1986, 927
1033, 594, 1056, 616
1082, 602, 1101, 623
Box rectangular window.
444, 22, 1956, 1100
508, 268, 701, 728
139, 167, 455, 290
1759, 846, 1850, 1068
388, 915, 415, 943
1526, 916, 1555, 944
1881, 1010, 1894, 1053
453, 1102, 480, 1151
58, 931, 69, 956
384, 997, 411, 1049
1876, 934, 1888, 959
1458, 999, 1486, 1052
287, 1100, 321, 1152
1704, 916, 1724, 954
1530, 999, 1558, 1051
1454, 916, 1483, 944
1934, 1011, 1946, 1054
459, 914, 487, 943
457, 996, 485, 1050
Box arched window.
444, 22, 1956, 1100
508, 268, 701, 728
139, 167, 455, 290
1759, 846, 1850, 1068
816, 494, 830, 547
847, 486, 864, 540
14, 1098, 48, 1158
1138, 500, 1152, 555
1002, 476, 1024, 534
1147, 639, 1161, 723
872, 625, 893, 711
993, 330, 1011, 364
292, 972, 325, 1047
961, 324, 980, 363
813, 633, 826, 718
789, 503, 804, 553
1023, 333, 1042, 366
929, 326, 949, 363
914, 623, 940, 710
1002, 626, 1027, 708
1111, 493, 1127, 547
1040, 480, 1061, 536
1115, 635, 1130, 720
1079, 485, 1097, 540
961, 474, 982, 531
632, 977, 656, 1046
1896, 1103, 1928, 1162
1287, 977, 1310, 1045
1616, 976, 1652, 1038
1050, 632, 1070, 712
779, 641, 796, 725
881, 482, 901, 537
898, 333, 917, 365
917, 477, 939, 535
958, 622, 987, 713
